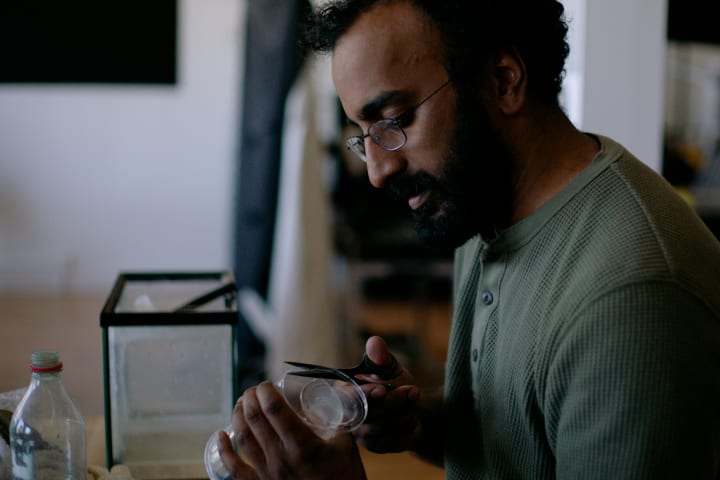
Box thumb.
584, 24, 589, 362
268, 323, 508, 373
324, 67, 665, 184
364, 336, 415, 386
365, 336, 396, 369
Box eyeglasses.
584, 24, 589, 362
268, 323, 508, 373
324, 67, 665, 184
345, 80, 450, 162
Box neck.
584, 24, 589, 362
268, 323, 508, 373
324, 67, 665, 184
504, 105, 599, 224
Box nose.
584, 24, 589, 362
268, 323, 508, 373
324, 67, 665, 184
364, 142, 406, 189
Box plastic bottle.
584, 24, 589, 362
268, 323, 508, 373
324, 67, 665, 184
9, 351, 87, 480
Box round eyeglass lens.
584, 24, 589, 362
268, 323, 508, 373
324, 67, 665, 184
369, 120, 406, 150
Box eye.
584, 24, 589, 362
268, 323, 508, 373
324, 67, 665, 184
393, 108, 416, 128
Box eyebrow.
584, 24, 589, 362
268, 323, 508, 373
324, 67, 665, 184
357, 89, 412, 122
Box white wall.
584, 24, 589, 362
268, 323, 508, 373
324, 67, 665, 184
0, 0, 672, 294
0, 1, 245, 293
561, 0, 667, 171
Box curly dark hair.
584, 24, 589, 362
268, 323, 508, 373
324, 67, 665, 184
303, 0, 570, 106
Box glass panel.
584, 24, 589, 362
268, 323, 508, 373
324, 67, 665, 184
115, 278, 233, 313
108, 324, 233, 474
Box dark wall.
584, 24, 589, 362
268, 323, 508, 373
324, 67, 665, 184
667, 0, 720, 46
0, 3, 177, 84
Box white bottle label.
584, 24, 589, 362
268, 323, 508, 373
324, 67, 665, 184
11, 419, 83, 480
11, 420, 36, 480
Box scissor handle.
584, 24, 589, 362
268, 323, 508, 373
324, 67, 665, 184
360, 352, 398, 380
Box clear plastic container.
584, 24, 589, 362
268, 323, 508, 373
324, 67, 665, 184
9, 351, 87, 480
205, 370, 368, 480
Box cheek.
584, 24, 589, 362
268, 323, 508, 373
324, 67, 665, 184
404, 105, 458, 177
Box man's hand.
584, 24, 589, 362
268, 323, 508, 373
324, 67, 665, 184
353, 336, 422, 453
217, 381, 367, 480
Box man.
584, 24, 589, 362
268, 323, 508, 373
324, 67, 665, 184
218, 1, 720, 478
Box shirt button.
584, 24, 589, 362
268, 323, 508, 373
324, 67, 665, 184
481, 290, 494, 306
472, 348, 479, 362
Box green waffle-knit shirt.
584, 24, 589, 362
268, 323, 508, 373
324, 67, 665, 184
443, 135, 720, 479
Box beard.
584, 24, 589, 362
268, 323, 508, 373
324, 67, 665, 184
386, 86, 516, 250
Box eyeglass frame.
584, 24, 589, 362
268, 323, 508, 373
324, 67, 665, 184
345, 79, 451, 162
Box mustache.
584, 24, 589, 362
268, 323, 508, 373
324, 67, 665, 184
386, 170, 439, 199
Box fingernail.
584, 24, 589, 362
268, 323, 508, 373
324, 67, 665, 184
370, 386, 386, 398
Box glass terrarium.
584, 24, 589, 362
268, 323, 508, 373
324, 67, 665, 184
100, 271, 239, 479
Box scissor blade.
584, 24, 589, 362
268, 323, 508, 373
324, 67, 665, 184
286, 369, 344, 380
287, 369, 396, 389
284, 360, 328, 370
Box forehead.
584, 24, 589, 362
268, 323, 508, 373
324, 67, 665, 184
331, 1, 446, 118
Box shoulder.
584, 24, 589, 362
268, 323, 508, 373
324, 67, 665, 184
547, 135, 720, 315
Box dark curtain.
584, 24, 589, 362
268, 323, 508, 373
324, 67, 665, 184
233, 0, 310, 388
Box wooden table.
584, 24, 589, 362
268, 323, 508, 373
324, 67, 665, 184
87, 416, 208, 479
87, 416, 444, 480
87, 415, 108, 468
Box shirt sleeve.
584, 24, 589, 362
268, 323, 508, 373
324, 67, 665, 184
544, 281, 720, 479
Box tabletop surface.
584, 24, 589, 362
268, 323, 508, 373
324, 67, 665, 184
87, 416, 444, 480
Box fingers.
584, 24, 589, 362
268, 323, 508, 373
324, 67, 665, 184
234, 382, 288, 471
355, 422, 421, 453
226, 381, 368, 479
364, 385, 419, 420
233, 381, 319, 469
253, 381, 314, 443
355, 389, 420, 454
362, 381, 420, 401
231, 395, 265, 469
354, 384, 420, 454
362, 382, 390, 400
217, 430, 257, 479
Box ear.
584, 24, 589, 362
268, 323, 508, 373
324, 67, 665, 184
489, 48, 527, 115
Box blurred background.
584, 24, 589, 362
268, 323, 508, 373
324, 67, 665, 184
0, 0, 717, 432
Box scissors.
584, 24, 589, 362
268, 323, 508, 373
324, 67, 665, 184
285, 352, 399, 389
